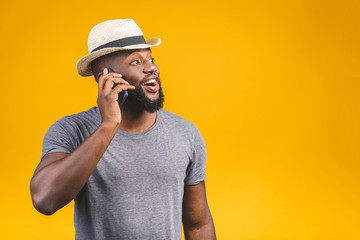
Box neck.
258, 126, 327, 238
118, 101, 157, 134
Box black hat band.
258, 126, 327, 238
91, 35, 146, 53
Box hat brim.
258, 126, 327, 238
76, 37, 161, 77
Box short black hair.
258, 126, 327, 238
90, 51, 125, 82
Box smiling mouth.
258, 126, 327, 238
142, 79, 159, 93
143, 79, 157, 85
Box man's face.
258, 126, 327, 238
109, 48, 164, 112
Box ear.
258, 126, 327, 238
93, 73, 101, 83
93, 69, 106, 83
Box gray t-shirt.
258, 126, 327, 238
41, 107, 207, 240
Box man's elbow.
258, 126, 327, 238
30, 180, 58, 215
183, 205, 217, 239
183, 218, 216, 240
31, 193, 58, 215
183, 215, 213, 231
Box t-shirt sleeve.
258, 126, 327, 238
41, 118, 78, 160
184, 125, 207, 185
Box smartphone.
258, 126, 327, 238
108, 68, 128, 106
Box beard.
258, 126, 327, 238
121, 78, 164, 113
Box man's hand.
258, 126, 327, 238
97, 68, 135, 127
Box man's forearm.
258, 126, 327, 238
184, 219, 216, 240
30, 122, 118, 215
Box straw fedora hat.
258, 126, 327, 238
76, 19, 161, 77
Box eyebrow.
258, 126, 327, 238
126, 48, 152, 56
125, 50, 140, 56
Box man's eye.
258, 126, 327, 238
149, 58, 155, 63
130, 60, 140, 65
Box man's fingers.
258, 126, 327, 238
102, 85, 135, 102
98, 70, 123, 92
104, 78, 129, 92
99, 73, 122, 92
112, 84, 135, 95
98, 68, 107, 92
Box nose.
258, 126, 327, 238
143, 60, 157, 74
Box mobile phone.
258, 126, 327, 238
108, 68, 128, 106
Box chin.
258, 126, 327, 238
146, 94, 159, 101
126, 83, 165, 112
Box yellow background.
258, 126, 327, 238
1, 0, 359, 239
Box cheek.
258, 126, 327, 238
123, 73, 142, 86
117, 69, 133, 82
116, 66, 143, 85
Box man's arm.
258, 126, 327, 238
182, 181, 216, 240
30, 69, 135, 215
30, 123, 118, 215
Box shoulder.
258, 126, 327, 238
52, 107, 100, 133
57, 107, 100, 125
158, 109, 198, 130
157, 109, 202, 140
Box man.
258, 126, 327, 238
30, 19, 216, 240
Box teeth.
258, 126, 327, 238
144, 79, 157, 85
